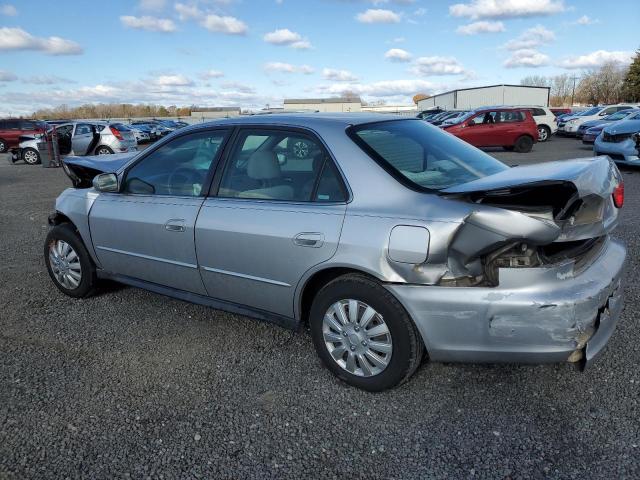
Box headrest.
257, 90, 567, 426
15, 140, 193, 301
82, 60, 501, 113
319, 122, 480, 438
247, 151, 281, 180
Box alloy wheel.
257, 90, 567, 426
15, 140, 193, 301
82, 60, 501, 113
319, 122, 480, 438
23, 149, 39, 165
48, 240, 82, 290
538, 127, 548, 141
322, 299, 393, 377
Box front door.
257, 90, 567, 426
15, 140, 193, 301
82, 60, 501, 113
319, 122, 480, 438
71, 123, 95, 155
460, 112, 495, 147
89, 128, 230, 294
195, 128, 348, 318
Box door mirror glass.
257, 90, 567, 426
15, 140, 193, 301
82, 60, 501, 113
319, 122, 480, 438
93, 173, 119, 192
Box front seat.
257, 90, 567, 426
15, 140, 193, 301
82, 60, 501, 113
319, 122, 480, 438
242, 151, 294, 200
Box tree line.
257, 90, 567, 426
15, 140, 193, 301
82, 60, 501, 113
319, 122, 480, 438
30, 103, 195, 120
520, 49, 640, 106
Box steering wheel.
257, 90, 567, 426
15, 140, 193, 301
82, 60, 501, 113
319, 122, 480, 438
168, 167, 199, 196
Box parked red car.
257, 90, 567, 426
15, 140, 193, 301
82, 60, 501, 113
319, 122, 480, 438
0, 118, 46, 153
442, 107, 538, 153
550, 108, 572, 116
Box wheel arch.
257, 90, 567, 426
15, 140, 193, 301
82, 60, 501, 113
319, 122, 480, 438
296, 265, 386, 325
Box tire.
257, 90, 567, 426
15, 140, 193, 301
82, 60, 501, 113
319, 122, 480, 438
309, 274, 424, 391
0, 138, 6, 153
537, 125, 551, 142
44, 223, 97, 298
513, 135, 534, 153
95, 145, 113, 155
22, 147, 41, 165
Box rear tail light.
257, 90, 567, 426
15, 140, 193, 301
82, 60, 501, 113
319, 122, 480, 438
109, 126, 123, 140
612, 182, 624, 208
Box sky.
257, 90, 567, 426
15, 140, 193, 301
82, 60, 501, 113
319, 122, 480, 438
0, 0, 638, 115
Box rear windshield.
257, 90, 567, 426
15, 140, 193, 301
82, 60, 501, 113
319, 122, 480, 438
111, 123, 131, 131
349, 119, 508, 191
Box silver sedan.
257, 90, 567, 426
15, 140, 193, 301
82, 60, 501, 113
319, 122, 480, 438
45, 114, 626, 390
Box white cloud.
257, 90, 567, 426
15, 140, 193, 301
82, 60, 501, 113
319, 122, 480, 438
356, 9, 401, 23
220, 81, 255, 94
0, 69, 17, 81
456, 20, 505, 35
385, 48, 411, 62
139, 0, 166, 11
317, 79, 437, 98
558, 50, 634, 69
322, 68, 358, 82
175, 2, 201, 20
414, 7, 426, 16
575, 15, 598, 25
0, 4, 17, 16
450, 0, 564, 19
120, 15, 176, 32
0, 27, 82, 55
264, 62, 314, 74
153, 74, 193, 86
201, 14, 248, 35
24, 75, 74, 85
504, 25, 554, 50
263, 28, 312, 49
411, 56, 466, 75
504, 49, 549, 68
200, 69, 224, 79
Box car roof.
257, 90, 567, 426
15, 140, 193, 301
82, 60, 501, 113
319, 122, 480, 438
180, 112, 406, 131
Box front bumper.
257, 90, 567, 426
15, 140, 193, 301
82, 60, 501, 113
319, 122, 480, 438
387, 237, 626, 366
594, 137, 640, 165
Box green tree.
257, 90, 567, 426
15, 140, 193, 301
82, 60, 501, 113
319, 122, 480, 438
623, 49, 640, 102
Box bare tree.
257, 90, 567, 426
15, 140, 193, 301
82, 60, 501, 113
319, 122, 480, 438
520, 75, 551, 87
576, 62, 628, 104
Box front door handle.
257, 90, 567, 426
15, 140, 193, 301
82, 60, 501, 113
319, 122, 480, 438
293, 232, 324, 248
165, 219, 186, 232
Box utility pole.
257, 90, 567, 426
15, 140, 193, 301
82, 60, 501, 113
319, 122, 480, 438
570, 75, 579, 106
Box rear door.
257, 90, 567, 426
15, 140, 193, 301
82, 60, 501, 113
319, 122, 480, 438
89, 128, 230, 294
195, 127, 348, 318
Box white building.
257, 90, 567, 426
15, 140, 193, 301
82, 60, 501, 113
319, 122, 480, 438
417, 84, 551, 111
283, 97, 362, 112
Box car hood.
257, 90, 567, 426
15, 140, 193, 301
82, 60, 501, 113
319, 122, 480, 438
602, 119, 640, 135
62, 152, 137, 188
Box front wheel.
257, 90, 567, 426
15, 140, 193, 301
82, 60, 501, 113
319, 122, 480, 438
44, 223, 97, 298
310, 274, 424, 391
513, 135, 534, 153
0, 138, 6, 153
22, 147, 41, 165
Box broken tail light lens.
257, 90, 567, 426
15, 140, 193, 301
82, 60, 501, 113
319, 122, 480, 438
612, 182, 624, 208
109, 126, 124, 140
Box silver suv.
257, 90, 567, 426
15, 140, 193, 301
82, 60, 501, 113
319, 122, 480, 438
45, 114, 626, 390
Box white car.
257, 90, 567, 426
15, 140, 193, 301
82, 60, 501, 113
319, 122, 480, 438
518, 106, 558, 142
560, 105, 638, 136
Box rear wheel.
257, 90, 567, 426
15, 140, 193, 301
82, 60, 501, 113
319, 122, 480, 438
513, 135, 534, 153
44, 223, 97, 298
22, 147, 41, 165
95, 145, 113, 155
537, 125, 551, 142
309, 274, 424, 391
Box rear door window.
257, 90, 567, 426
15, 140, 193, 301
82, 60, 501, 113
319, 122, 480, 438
217, 129, 346, 202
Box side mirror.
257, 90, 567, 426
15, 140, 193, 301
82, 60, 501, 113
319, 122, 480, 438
93, 173, 119, 192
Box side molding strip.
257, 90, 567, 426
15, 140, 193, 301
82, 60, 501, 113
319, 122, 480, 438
201, 266, 291, 287
95, 246, 198, 269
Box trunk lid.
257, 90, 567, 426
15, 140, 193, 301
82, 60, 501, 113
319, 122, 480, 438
442, 156, 622, 242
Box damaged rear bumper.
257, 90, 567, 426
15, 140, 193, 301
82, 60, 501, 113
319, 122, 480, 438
386, 237, 626, 366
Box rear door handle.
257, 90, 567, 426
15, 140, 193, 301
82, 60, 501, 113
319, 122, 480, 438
293, 232, 324, 248
165, 219, 186, 232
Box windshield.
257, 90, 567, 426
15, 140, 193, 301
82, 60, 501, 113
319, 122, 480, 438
349, 119, 508, 191
580, 107, 601, 116
606, 111, 633, 121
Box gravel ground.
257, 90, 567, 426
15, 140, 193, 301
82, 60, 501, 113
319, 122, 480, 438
1, 137, 639, 479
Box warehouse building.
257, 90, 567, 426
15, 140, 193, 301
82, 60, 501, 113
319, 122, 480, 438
190, 107, 242, 119
283, 97, 362, 112
417, 84, 550, 111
